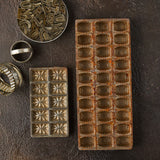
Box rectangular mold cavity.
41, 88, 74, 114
78, 34, 92, 45
78, 47, 93, 58
115, 123, 131, 134
50, 123, 68, 137
76, 19, 132, 150
78, 60, 93, 71
31, 96, 49, 109
80, 137, 95, 149
31, 69, 48, 82
97, 98, 112, 109
114, 59, 130, 70
32, 123, 49, 137
30, 67, 69, 137
97, 111, 112, 122
78, 85, 94, 96
80, 111, 93, 122
80, 124, 95, 135
49, 68, 67, 81
95, 21, 110, 32
114, 46, 130, 57
78, 73, 93, 84
114, 33, 129, 45
96, 34, 111, 45
113, 20, 129, 32
115, 72, 130, 83
31, 83, 48, 95
97, 136, 113, 149
96, 60, 111, 70
77, 21, 91, 33
96, 85, 111, 96
96, 47, 111, 58
115, 85, 130, 96
50, 82, 67, 95
32, 110, 49, 122
79, 98, 94, 109
116, 136, 132, 148
115, 97, 131, 109
97, 72, 111, 83
50, 96, 68, 108
98, 123, 113, 135
50, 109, 68, 122
116, 111, 131, 122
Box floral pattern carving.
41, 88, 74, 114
33, 110, 49, 122
30, 68, 68, 137
51, 69, 66, 81
52, 110, 67, 121
51, 83, 67, 95
34, 124, 49, 135
32, 70, 47, 81
32, 97, 48, 108
33, 83, 48, 95
52, 96, 67, 108
52, 123, 67, 135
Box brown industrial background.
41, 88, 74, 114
0, 0, 160, 160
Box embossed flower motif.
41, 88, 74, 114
52, 96, 66, 107
51, 70, 66, 81
34, 110, 49, 122
52, 123, 67, 135
34, 124, 49, 135
33, 83, 48, 95
52, 83, 66, 94
33, 97, 48, 108
33, 70, 47, 81
52, 110, 67, 121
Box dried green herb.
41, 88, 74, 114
17, 0, 68, 42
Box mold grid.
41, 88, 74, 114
30, 67, 69, 137
76, 19, 132, 150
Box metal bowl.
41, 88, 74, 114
17, 0, 69, 43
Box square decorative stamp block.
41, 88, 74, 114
76, 19, 133, 150
30, 67, 69, 137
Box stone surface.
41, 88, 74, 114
0, 0, 160, 159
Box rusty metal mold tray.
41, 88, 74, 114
76, 19, 133, 150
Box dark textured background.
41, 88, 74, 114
0, 0, 160, 160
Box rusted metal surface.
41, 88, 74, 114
76, 19, 133, 150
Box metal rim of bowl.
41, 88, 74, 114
17, 0, 69, 43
